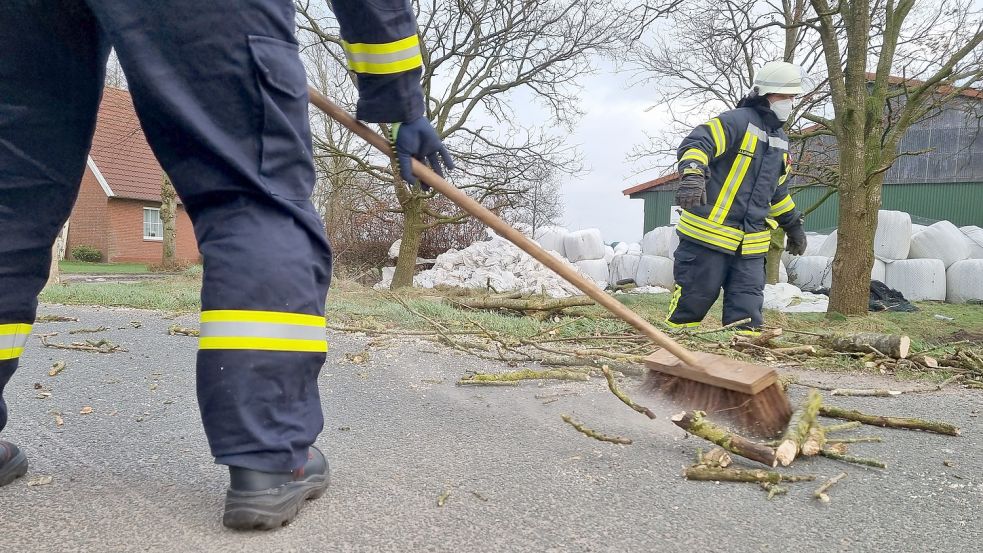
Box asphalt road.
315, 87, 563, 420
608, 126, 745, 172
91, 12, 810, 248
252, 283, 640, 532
1, 305, 981, 552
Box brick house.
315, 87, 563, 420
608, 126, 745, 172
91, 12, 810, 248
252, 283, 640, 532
66, 87, 199, 264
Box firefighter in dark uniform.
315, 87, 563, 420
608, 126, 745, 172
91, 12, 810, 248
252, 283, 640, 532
666, 61, 808, 331
0, 1, 450, 530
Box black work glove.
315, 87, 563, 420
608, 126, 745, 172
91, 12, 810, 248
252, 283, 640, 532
391, 117, 454, 191
675, 173, 706, 210
784, 221, 807, 256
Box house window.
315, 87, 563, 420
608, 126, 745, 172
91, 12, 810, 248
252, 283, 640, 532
143, 207, 163, 240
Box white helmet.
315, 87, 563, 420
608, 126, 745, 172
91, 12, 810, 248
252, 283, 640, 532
753, 61, 804, 95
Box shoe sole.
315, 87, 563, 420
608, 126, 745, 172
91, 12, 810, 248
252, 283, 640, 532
0, 449, 28, 488
223, 473, 329, 531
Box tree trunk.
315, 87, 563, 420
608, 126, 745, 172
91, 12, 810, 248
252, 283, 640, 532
391, 194, 425, 288
820, 332, 910, 359
765, 228, 785, 285
160, 173, 178, 269
46, 221, 69, 287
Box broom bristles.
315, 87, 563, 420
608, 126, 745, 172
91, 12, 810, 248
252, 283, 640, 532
644, 371, 792, 437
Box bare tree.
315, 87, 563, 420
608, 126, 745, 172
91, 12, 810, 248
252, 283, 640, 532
509, 174, 565, 236
296, 0, 666, 287
807, 0, 983, 315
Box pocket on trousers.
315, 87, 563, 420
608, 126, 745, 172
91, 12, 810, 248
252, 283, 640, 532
248, 35, 315, 201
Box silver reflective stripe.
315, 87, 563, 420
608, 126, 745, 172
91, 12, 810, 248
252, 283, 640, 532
200, 321, 326, 341
344, 47, 421, 65
770, 136, 789, 150
0, 333, 29, 350
746, 122, 768, 141
756, 78, 801, 87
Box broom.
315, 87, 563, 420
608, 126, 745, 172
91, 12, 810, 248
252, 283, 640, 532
307, 87, 792, 437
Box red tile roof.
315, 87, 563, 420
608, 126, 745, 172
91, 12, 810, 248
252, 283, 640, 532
89, 87, 165, 202
622, 172, 679, 196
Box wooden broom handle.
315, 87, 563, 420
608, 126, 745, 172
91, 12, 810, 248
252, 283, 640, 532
307, 86, 700, 367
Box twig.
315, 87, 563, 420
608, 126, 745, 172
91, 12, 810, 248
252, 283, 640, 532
820, 449, 886, 469
68, 326, 109, 334
759, 481, 788, 499
437, 490, 451, 507
689, 318, 752, 335
326, 323, 482, 336
683, 465, 815, 483
35, 315, 78, 323
455, 380, 518, 386
671, 411, 778, 467
48, 361, 66, 377
825, 436, 883, 444
39, 334, 126, 353
561, 414, 632, 445
601, 366, 656, 419
814, 472, 847, 503
818, 405, 960, 436
824, 421, 862, 433
830, 388, 902, 397
168, 325, 199, 337
458, 368, 589, 386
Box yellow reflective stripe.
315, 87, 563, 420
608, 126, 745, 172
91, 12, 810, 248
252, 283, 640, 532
765, 218, 779, 230
769, 194, 796, 217
342, 35, 422, 75
0, 347, 24, 360
744, 230, 772, 242
742, 246, 769, 255
677, 222, 740, 251
198, 337, 328, 353
680, 148, 709, 166
666, 285, 682, 319
0, 323, 32, 335
200, 310, 325, 327
680, 211, 744, 241
706, 118, 726, 157
665, 319, 700, 328
709, 131, 758, 223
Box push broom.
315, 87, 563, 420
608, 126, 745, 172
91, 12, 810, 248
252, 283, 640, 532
307, 87, 793, 436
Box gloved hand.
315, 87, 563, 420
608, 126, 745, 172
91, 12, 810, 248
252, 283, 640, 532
675, 172, 706, 210
391, 117, 454, 191
784, 221, 807, 256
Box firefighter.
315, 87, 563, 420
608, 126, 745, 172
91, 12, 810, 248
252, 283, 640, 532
666, 61, 808, 331
0, 0, 450, 530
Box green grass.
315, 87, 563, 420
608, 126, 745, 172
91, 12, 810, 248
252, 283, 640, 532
60, 261, 150, 274
38, 275, 983, 377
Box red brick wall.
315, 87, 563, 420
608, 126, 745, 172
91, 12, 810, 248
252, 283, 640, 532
107, 198, 200, 264
66, 167, 110, 259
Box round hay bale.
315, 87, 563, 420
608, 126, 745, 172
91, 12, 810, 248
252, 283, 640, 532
641, 226, 680, 258
574, 258, 609, 286
816, 231, 838, 257
873, 210, 912, 260
635, 255, 674, 288
534, 226, 569, 257
946, 259, 983, 303
603, 245, 615, 264
785, 256, 832, 291
908, 221, 970, 268
608, 254, 641, 284
871, 258, 887, 283
960, 226, 983, 259
884, 258, 946, 301
779, 259, 788, 284
563, 228, 605, 262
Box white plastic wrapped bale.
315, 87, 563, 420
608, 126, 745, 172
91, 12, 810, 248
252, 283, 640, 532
960, 226, 983, 259
884, 258, 946, 301
613, 242, 629, 255
635, 255, 675, 288
871, 258, 887, 282
563, 228, 605, 262
779, 260, 788, 283
946, 259, 983, 303
816, 231, 838, 257
534, 226, 568, 257
388, 239, 402, 259
786, 256, 832, 291
626, 242, 642, 255
574, 258, 609, 287
763, 283, 829, 313
609, 253, 641, 284
413, 235, 583, 297
375, 266, 396, 289
911, 224, 928, 236
873, 210, 911, 259
641, 226, 679, 258
908, 221, 970, 268
784, 233, 829, 266
603, 245, 615, 264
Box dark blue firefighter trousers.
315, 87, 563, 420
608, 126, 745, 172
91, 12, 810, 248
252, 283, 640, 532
0, 1, 332, 472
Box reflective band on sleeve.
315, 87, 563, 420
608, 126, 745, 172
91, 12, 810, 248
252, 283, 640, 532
705, 118, 726, 157
0, 323, 32, 360
709, 129, 759, 224
769, 194, 796, 217
342, 35, 423, 75
680, 148, 709, 166
199, 311, 327, 353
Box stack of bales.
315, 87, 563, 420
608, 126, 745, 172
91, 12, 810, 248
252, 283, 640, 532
633, 227, 678, 288
562, 228, 610, 287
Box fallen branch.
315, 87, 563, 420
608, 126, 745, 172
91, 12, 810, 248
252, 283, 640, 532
561, 414, 632, 445
771, 345, 817, 355
820, 333, 910, 359
458, 368, 589, 386
683, 465, 815, 483
759, 481, 788, 499
48, 361, 66, 377
814, 472, 847, 503
818, 405, 960, 436
168, 325, 199, 337
39, 335, 126, 353
456, 380, 518, 387
601, 366, 656, 419
689, 318, 752, 335
35, 315, 78, 323
825, 436, 883, 445
820, 449, 886, 469
824, 421, 862, 433
444, 296, 594, 313
68, 326, 109, 335
776, 390, 823, 466
671, 411, 778, 467
800, 425, 826, 457
831, 388, 901, 397
326, 323, 482, 336
700, 447, 732, 468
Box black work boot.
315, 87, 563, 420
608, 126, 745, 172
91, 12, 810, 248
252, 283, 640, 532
222, 446, 330, 531
0, 440, 28, 487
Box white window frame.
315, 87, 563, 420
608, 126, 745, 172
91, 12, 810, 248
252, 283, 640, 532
143, 207, 163, 241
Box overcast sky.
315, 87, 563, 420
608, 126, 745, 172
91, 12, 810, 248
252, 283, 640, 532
554, 64, 675, 244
